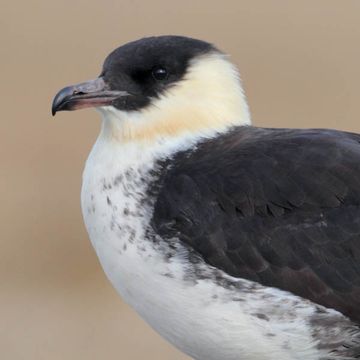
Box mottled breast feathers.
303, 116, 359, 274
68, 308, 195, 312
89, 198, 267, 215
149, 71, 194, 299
151, 126, 360, 323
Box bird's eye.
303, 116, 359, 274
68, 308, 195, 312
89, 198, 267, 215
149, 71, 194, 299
152, 67, 168, 81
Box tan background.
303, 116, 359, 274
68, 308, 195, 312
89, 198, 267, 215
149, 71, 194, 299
2, 1, 360, 359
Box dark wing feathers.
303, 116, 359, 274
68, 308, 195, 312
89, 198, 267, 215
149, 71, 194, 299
151, 127, 360, 322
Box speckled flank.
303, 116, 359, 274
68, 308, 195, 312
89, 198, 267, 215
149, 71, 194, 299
81, 130, 360, 360
311, 308, 360, 358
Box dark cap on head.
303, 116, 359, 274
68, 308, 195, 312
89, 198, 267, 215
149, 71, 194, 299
52, 36, 218, 115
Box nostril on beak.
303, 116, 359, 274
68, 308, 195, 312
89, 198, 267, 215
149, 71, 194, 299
73, 90, 85, 96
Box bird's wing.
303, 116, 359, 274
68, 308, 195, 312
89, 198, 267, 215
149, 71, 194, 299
151, 126, 360, 323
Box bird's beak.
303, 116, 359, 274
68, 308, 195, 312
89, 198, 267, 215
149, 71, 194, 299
51, 77, 128, 116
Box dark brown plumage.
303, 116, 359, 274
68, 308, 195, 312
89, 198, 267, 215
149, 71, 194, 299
151, 126, 360, 323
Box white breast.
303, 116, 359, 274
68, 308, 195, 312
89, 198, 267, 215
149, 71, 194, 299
80, 130, 350, 360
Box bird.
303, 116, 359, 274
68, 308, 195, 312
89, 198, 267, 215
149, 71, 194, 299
52, 35, 360, 360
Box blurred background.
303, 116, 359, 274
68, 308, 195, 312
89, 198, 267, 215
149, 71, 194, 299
2, 0, 360, 359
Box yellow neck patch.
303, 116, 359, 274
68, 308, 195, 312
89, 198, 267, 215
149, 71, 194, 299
98, 53, 251, 143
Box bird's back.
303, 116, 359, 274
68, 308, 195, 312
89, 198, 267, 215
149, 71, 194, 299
152, 126, 360, 324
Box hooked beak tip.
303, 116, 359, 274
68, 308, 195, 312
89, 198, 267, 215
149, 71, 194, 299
51, 77, 128, 116
51, 84, 80, 116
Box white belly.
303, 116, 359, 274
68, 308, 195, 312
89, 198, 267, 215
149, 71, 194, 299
80, 137, 343, 360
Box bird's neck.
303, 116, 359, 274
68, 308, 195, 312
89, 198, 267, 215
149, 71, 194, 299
96, 54, 251, 145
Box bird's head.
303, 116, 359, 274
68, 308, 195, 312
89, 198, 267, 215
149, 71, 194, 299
52, 36, 251, 142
